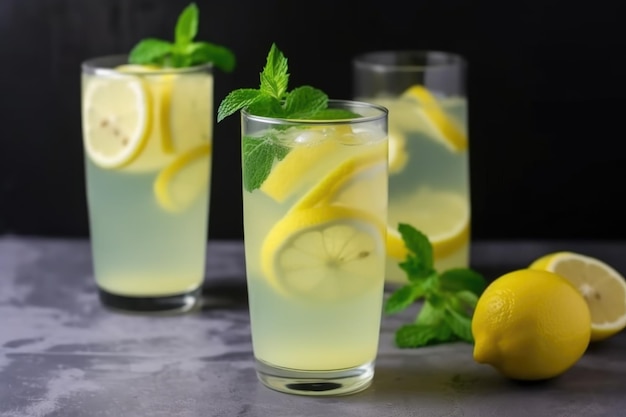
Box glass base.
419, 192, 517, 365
255, 358, 374, 396
98, 287, 201, 314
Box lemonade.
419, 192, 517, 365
241, 101, 388, 394
379, 93, 470, 282
81, 56, 213, 311
353, 51, 470, 284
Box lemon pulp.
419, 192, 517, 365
530, 251, 626, 341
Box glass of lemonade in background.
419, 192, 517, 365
242, 100, 388, 395
353, 51, 470, 284
81, 56, 213, 312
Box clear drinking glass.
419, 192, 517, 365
353, 51, 470, 285
241, 100, 388, 395
81, 55, 213, 312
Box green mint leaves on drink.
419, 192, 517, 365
128, 3, 235, 71
385, 224, 487, 348
217, 43, 358, 192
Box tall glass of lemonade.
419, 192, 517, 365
81, 56, 213, 312
241, 100, 388, 395
353, 51, 470, 285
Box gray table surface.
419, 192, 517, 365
1, 235, 626, 417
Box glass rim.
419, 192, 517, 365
241, 99, 388, 125
81, 54, 213, 76
353, 50, 466, 72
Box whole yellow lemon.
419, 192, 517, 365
472, 269, 591, 381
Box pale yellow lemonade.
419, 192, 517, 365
242, 113, 388, 371
366, 86, 470, 284
81, 61, 213, 300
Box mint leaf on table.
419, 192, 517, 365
128, 2, 235, 72
217, 43, 360, 192
385, 223, 487, 348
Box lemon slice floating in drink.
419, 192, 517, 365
530, 252, 626, 342
153, 144, 211, 212
261, 205, 385, 301
387, 188, 470, 261
82, 75, 152, 168
292, 142, 387, 213
402, 85, 467, 152
260, 132, 342, 202
388, 127, 409, 174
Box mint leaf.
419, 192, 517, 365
284, 86, 327, 117
439, 268, 487, 296
398, 223, 434, 270
415, 300, 445, 326
395, 324, 455, 348
187, 42, 236, 72
175, 3, 198, 46
444, 308, 474, 343
218, 89, 263, 122
128, 2, 235, 71
384, 284, 426, 315
260, 43, 289, 100
129, 39, 173, 66
454, 290, 479, 310
247, 95, 286, 118
386, 222, 486, 349
242, 135, 289, 192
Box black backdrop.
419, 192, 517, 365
1, 0, 624, 240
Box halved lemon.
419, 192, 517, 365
82, 75, 151, 168
261, 205, 385, 301
387, 188, 470, 261
530, 251, 626, 342
402, 85, 467, 152
153, 144, 211, 212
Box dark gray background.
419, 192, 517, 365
1, 0, 624, 240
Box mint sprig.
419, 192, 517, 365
385, 224, 487, 348
217, 43, 358, 192
128, 3, 235, 71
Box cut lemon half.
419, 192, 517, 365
402, 85, 467, 152
153, 144, 211, 212
261, 205, 385, 301
529, 251, 626, 342
82, 75, 152, 168
387, 189, 470, 261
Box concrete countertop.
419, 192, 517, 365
1, 236, 625, 417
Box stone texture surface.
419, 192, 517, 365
1, 236, 625, 417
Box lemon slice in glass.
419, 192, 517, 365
388, 127, 409, 175
153, 144, 211, 212
259, 132, 342, 202
166, 73, 213, 153
293, 142, 387, 214
387, 188, 470, 261
261, 205, 385, 301
82, 75, 152, 168
530, 251, 626, 342
402, 85, 467, 152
